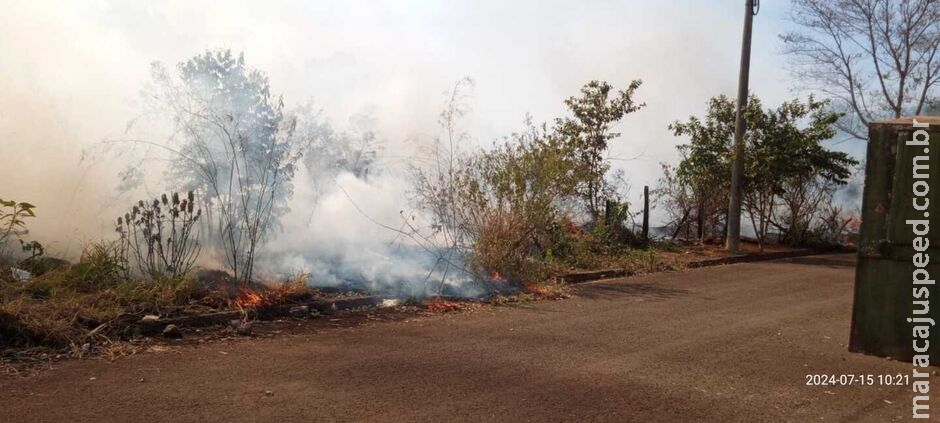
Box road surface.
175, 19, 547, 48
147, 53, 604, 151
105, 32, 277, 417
0, 254, 932, 422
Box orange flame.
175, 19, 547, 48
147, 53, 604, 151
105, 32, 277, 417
491, 271, 504, 282
234, 288, 266, 309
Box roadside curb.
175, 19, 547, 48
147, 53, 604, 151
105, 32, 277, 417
561, 249, 826, 284
685, 249, 819, 268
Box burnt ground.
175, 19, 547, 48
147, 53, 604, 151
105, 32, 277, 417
0, 254, 934, 422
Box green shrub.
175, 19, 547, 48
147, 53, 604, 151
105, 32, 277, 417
69, 243, 126, 293
0, 198, 41, 264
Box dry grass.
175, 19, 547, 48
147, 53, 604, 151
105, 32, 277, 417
0, 244, 323, 360
0, 234, 727, 371
0, 247, 199, 354
489, 279, 573, 305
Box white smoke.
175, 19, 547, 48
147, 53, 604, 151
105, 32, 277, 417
1, 0, 830, 297
260, 167, 484, 298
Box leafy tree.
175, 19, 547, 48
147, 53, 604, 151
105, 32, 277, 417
555, 80, 645, 220
668, 95, 764, 241
412, 79, 646, 289
753, 98, 857, 244
666, 95, 857, 247
295, 105, 381, 200
149, 49, 305, 283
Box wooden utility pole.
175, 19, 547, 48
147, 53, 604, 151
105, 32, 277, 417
726, 0, 758, 253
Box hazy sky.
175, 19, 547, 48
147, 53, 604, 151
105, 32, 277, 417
0, 0, 848, 253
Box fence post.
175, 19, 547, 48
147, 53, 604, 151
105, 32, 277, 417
697, 201, 705, 242
642, 185, 650, 242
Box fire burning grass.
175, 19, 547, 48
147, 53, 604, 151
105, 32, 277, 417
0, 249, 571, 368
191, 270, 322, 310
235, 288, 265, 309
0, 260, 366, 360
228, 277, 314, 311
0, 241, 671, 365
1, 239, 793, 373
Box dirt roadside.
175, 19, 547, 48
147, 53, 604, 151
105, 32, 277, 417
0, 254, 932, 422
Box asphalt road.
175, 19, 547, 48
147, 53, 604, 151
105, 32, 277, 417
0, 254, 932, 422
